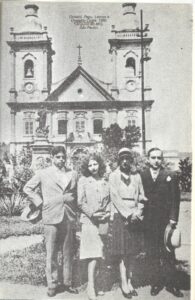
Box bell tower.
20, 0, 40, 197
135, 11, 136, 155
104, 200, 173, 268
108, 3, 153, 101
7, 4, 55, 103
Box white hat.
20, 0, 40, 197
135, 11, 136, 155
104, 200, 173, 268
21, 205, 41, 223
164, 224, 181, 252
118, 147, 131, 157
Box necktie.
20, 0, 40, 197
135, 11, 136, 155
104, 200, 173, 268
121, 174, 131, 186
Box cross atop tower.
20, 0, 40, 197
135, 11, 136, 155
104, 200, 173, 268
77, 44, 82, 66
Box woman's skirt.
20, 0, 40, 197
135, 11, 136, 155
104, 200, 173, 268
80, 223, 103, 260
110, 213, 144, 257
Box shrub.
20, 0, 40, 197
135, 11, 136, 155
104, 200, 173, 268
0, 146, 34, 216
71, 149, 89, 176
0, 177, 28, 217
178, 157, 192, 192
102, 147, 147, 173
102, 123, 141, 150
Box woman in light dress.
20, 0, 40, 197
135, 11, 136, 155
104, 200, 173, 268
78, 154, 110, 300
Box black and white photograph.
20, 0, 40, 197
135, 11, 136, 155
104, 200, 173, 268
0, 1, 192, 299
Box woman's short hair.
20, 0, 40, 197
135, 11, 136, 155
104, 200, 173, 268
81, 153, 106, 177
51, 146, 66, 157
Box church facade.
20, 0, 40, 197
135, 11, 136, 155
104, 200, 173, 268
7, 3, 154, 158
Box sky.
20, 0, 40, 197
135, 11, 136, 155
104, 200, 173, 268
0, 0, 192, 152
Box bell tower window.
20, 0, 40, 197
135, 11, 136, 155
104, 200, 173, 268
24, 59, 34, 78
125, 57, 136, 76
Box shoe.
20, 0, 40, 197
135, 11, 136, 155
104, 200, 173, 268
120, 288, 132, 299
97, 290, 105, 296
130, 289, 138, 296
64, 285, 78, 294
56, 284, 66, 293
47, 288, 56, 297
166, 286, 184, 297
150, 285, 163, 296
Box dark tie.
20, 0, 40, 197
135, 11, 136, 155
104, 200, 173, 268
121, 174, 131, 186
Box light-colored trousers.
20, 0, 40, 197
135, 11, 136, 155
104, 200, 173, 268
44, 212, 74, 289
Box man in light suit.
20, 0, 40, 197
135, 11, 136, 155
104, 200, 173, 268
24, 146, 78, 297
141, 147, 183, 297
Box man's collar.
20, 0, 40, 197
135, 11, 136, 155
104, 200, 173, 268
150, 168, 160, 174
52, 165, 66, 172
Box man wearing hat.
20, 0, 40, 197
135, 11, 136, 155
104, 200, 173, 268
23, 146, 78, 297
109, 147, 147, 298
141, 147, 183, 297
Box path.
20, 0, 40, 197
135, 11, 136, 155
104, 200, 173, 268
0, 281, 190, 300
0, 234, 43, 254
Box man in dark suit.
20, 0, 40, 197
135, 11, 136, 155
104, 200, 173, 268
141, 147, 183, 297
24, 146, 78, 297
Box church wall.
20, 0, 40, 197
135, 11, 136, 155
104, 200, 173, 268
15, 112, 25, 141
50, 108, 110, 143
117, 107, 142, 129
145, 108, 151, 142
58, 76, 108, 103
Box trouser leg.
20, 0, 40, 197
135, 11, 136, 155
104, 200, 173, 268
44, 224, 59, 289
144, 230, 162, 285
58, 214, 74, 286
161, 248, 176, 287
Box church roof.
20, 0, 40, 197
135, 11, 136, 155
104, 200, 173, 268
45, 65, 115, 102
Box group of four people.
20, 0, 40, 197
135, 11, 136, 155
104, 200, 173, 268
23, 146, 183, 299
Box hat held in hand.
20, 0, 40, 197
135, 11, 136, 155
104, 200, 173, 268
21, 203, 41, 223
164, 223, 181, 252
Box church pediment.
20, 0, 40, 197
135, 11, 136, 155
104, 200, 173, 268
46, 66, 115, 103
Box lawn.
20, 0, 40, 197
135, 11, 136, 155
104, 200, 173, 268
0, 216, 44, 239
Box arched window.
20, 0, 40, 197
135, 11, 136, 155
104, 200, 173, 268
24, 60, 34, 78
125, 57, 136, 76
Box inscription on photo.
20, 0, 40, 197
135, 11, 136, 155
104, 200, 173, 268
69, 15, 109, 29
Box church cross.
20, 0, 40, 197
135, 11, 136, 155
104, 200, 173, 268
77, 44, 82, 66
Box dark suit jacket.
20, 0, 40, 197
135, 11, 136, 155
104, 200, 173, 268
141, 167, 180, 232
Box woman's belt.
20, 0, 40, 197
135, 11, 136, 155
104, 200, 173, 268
122, 198, 135, 201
